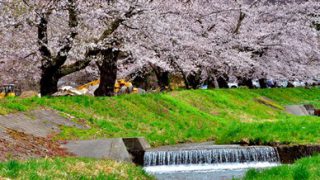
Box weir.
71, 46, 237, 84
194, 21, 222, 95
143, 144, 280, 179
144, 145, 280, 166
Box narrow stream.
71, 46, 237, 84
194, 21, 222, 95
143, 144, 280, 180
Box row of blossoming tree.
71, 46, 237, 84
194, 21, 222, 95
0, 0, 319, 96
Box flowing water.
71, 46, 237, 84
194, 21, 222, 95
143, 144, 280, 180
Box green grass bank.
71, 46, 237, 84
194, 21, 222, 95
0, 158, 152, 180
0, 88, 320, 146
244, 155, 320, 180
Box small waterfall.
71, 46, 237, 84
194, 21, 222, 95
144, 146, 279, 166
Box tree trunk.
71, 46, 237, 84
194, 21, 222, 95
182, 72, 190, 89
238, 77, 254, 89
168, 57, 189, 89
247, 80, 254, 88
208, 76, 219, 89
38, 1, 91, 96
132, 76, 147, 90
94, 49, 119, 97
150, 64, 170, 91
187, 73, 201, 89
156, 71, 170, 91
217, 77, 229, 88
259, 78, 267, 88
213, 77, 219, 88
40, 69, 59, 96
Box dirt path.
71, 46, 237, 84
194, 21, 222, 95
0, 128, 73, 161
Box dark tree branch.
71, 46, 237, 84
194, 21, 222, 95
68, 0, 78, 29
58, 58, 92, 77
54, 0, 78, 68
233, 10, 246, 34
99, 18, 124, 41
99, 7, 143, 41
38, 13, 52, 68
57, 46, 100, 77
121, 22, 139, 30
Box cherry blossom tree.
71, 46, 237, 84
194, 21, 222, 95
117, 0, 319, 88
0, 0, 89, 95
235, 0, 320, 82
0, 0, 319, 94
0, 0, 148, 96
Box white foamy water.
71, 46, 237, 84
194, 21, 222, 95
144, 162, 279, 174
144, 162, 280, 180
144, 146, 280, 166
143, 145, 281, 180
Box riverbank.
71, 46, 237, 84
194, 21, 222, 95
0, 88, 320, 179
244, 155, 320, 180
0, 157, 152, 179
0, 88, 319, 146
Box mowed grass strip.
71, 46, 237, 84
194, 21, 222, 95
0, 88, 319, 146
244, 155, 320, 180
0, 157, 153, 180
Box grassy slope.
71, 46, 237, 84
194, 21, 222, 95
0, 88, 320, 147
244, 155, 320, 180
1, 88, 320, 179
0, 158, 152, 180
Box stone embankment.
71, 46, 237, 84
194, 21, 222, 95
276, 145, 320, 163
